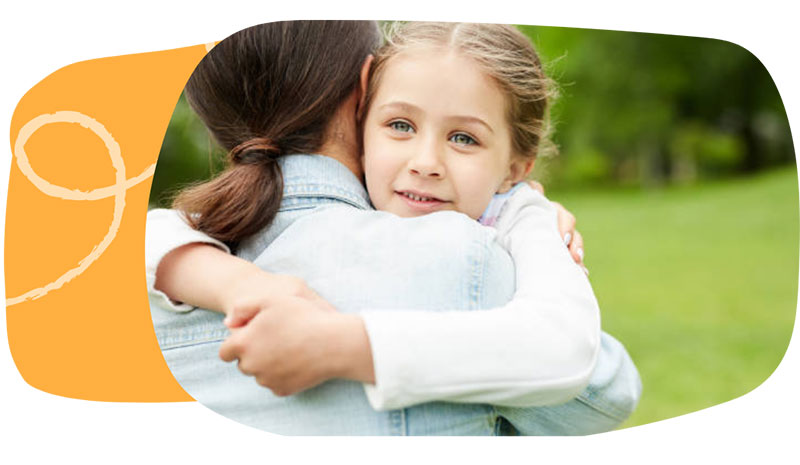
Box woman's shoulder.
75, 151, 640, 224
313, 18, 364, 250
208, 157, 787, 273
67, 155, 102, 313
256, 205, 514, 310
277, 207, 511, 279
309, 206, 498, 241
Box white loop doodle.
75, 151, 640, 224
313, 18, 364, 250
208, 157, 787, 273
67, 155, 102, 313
7, 111, 156, 306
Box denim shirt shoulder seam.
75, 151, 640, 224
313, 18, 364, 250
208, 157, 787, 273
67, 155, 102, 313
158, 327, 229, 351
280, 193, 368, 211
283, 182, 370, 211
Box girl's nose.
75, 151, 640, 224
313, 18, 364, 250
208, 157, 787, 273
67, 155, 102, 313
408, 144, 445, 178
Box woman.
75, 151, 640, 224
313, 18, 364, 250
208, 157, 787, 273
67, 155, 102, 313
148, 20, 640, 435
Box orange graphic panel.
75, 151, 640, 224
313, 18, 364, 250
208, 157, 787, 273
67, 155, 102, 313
6, 46, 207, 401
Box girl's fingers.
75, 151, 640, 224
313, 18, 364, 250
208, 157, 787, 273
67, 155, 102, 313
570, 230, 583, 262
224, 305, 261, 328
551, 201, 577, 244
313, 295, 338, 313
219, 331, 240, 362
569, 231, 589, 275
526, 180, 545, 195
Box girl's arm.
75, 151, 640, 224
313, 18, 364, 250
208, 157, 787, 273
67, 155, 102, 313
147, 208, 366, 393
147, 209, 329, 318
146, 208, 231, 312
358, 184, 600, 410
147, 193, 599, 409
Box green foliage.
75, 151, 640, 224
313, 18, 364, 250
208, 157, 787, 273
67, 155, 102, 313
670, 121, 745, 177
149, 93, 225, 207
521, 26, 794, 189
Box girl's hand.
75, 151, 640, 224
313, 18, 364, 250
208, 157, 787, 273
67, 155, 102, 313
222, 274, 335, 328
219, 298, 374, 396
526, 180, 587, 273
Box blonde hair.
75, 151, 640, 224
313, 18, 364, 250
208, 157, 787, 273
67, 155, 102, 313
364, 22, 557, 162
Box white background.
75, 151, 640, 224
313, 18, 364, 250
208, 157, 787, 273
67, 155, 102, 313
2, 0, 798, 463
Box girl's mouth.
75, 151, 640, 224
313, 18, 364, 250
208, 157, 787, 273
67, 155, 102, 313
396, 190, 449, 213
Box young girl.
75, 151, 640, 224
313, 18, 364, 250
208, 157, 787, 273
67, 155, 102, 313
149, 21, 604, 413
360, 22, 553, 224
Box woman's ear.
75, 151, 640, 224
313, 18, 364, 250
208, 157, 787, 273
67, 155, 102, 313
498, 158, 535, 193
356, 54, 374, 121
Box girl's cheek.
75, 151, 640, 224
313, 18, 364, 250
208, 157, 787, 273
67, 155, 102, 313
362, 152, 377, 177
366, 133, 393, 158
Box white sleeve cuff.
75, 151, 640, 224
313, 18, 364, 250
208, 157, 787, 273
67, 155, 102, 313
145, 208, 230, 312
146, 271, 195, 312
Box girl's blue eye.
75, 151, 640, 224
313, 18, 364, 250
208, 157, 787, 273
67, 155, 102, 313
450, 133, 477, 146
389, 121, 414, 133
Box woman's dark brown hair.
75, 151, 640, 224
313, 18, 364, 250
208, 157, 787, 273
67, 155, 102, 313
173, 21, 381, 245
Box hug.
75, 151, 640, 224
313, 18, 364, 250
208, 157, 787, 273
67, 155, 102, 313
146, 20, 641, 435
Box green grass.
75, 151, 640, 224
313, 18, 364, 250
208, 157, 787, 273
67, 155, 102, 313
550, 168, 798, 427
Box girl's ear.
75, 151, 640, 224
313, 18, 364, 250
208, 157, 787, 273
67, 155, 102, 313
498, 158, 535, 193
356, 54, 374, 121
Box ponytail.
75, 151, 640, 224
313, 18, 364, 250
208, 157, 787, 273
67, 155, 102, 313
172, 21, 380, 245
173, 139, 283, 245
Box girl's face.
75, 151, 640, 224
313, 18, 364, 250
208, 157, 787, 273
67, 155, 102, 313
362, 48, 529, 219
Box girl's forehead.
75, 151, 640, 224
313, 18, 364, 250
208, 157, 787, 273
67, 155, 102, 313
375, 46, 507, 114
388, 45, 465, 68
380, 47, 493, 92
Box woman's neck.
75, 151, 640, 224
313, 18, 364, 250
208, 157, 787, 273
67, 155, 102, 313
318, 93, 364, 181
318, 136, 363, 181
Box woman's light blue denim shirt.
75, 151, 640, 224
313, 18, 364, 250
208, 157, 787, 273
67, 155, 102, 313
151, 154, 641, 435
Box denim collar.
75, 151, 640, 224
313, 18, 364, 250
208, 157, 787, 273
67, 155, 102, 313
278, 154, 372, 211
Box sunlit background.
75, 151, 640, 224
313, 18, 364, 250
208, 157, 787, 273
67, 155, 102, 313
149, 25, 797, 429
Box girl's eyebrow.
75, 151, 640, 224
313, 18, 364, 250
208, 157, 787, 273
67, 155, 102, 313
378, 101, 422, 115
447, 115, 494, 134
378, 101, 494, 134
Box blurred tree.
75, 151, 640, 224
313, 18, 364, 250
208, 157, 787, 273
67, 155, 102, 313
522, 26, 793, 189
149, 93, 225, 208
